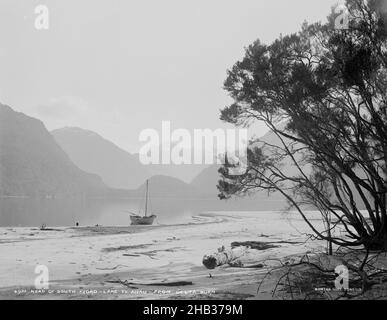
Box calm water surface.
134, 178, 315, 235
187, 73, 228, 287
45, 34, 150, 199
0, 197, 288, 227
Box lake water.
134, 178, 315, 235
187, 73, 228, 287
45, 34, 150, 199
0, 196, 289, 227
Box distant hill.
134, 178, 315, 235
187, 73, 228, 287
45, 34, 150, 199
0, 104, 106, 197
52, 127, 150, 190
130, 175, 201, 198
141, 161, 209, 184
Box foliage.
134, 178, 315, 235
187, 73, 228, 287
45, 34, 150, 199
219, 0, 387, 250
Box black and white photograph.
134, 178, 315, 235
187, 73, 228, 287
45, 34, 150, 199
1, 0, 387, 307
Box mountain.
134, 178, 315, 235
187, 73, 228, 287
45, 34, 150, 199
0, 104, 105, 197
52, 127, 150, 190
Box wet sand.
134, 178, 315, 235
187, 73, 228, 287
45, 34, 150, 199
0, 212, 325, 300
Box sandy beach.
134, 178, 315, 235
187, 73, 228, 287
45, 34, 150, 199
0, 211, 328, 300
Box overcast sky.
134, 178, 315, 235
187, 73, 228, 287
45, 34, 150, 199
0, 0, 339, 153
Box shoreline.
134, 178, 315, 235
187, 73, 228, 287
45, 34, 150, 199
0, 212, 321, 300
4, 212, 383, 300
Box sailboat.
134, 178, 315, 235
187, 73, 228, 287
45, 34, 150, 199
129, 179, 157, 225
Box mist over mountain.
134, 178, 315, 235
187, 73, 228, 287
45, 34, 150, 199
130, 175, 201, 198
0, 104, 105, 197
191, 164, 221, 196
190, 129, 283, 196
141, 162, 209, 184
0, 104, 289, 211
52, 127, 150, 190
188, 128, 291, 209
189, 124, 368, 211
52, 126, 210, 189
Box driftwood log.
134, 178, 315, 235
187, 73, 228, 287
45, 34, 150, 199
202, 246, 247, 269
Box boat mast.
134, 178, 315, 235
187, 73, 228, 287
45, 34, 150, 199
144, 179, 148, 217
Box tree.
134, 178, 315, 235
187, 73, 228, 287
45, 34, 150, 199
218, 0, 387, 251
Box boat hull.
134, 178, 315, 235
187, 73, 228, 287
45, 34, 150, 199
130, 215, 156, 225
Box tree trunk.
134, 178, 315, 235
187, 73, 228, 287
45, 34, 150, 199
202, 246, 247, 269
326, 216, 333, 256
363, 225, 387, 251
